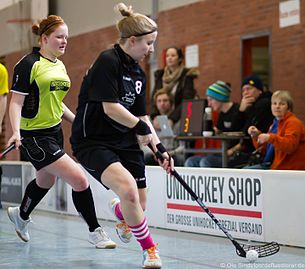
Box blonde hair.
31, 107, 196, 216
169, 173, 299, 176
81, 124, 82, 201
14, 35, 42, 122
114, 3, 157, 44
32, 15, 65, 40
272, 90, 293, 111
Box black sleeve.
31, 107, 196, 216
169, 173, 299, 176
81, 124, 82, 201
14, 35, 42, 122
88, 52, 120, 102
181, 75, 197, 99
11, 56, 36, 95
241, 98, 274, 152
249, 98, 274, 133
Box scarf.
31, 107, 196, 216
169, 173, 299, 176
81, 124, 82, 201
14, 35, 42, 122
263, 118, 279, 163
162, 65, 185, 92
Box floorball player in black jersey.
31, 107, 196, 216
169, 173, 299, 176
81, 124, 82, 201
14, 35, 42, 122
7, 15, 116, 249
71, 3, 173, 268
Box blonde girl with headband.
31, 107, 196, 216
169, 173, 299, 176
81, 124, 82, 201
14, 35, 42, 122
71, 3, 173, 268
7, 15, 116, 249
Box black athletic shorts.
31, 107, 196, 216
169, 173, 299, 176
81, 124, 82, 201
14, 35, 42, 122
75, 145, 147, 190
20, 127, 65, 171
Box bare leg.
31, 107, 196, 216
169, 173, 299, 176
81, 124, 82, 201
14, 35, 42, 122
138, 188, 147, 211
39, 153, 88, 191
102, 162, 143, 226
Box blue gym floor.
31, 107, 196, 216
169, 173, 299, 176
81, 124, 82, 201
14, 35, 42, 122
0, 207, 304, 268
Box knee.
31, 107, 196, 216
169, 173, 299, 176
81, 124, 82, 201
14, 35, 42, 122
185, 156, 202, 167
184, 156, 195, 167
72, 175, 89, 191
120, 185, 139, 205
199, 157, 208, 167
36, 177, 56, 189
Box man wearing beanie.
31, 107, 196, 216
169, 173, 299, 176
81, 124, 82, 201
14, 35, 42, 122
206, 80, 231, 102
227, 74, 274, 167
185, 81, 241, 167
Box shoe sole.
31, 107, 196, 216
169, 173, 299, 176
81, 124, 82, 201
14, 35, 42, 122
142, 265, 162, 268
7, 208, 29, 242
89, 240, 117, 249
95, 243, 117, 249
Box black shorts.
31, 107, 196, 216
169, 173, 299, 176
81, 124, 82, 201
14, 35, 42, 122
20, 129, 65, 171
75, 145, 146, 189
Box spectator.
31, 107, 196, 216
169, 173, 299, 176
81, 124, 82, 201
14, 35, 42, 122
244, 90, 305, 170
145, 88, 184, 165
150, 46, 198, 125
184, 81, 240, 167
228, 74, 274, 167
151, 87, 173, 130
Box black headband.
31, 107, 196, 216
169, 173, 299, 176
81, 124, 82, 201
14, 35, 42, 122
121, 28, 157, 38
40, 20, 63, 36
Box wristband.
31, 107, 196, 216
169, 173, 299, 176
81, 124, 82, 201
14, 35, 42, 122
156, 143, 166, 153
134, 119, 151, 135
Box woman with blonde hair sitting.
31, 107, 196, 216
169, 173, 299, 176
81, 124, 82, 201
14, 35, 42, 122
245, 90, 305, 170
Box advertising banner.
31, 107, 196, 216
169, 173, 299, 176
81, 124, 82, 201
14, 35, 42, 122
165, 169, 264, 241
1, 164, 23, 204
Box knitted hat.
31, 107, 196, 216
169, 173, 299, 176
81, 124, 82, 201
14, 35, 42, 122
206, 80, 231, 102
241, 75, 264, 92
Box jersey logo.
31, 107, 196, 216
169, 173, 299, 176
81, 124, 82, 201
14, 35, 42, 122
122, 92, 135, 105
135, 80, 142, 94
123, 75, 131, 81
50, 80, 70, 91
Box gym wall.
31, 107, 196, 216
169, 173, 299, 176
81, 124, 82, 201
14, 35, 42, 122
1, 0, 305, 161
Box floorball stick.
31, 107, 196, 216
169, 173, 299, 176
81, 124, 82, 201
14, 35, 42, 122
0, 142, 19, 159
154, 150, 280, 258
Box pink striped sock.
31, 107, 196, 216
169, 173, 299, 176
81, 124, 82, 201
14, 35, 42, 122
114, 203, 124, 221
129, 217, 154, 250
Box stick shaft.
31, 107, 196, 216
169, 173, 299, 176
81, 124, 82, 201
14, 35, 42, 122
0, 143, 17, 159
170, 169, 245, 255
155, 150, 241, 245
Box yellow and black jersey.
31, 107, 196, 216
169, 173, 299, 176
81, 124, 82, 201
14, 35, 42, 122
11, 47, 70, 131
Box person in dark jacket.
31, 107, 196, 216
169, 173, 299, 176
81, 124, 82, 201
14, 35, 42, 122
150, 47, 198, 127
228, 74, 274, 167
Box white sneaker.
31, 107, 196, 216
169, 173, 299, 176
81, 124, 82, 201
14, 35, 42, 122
88, 227, 117, 249
109, 198, 132, 243
142, 245, 162, 268
7, 207, 31, 242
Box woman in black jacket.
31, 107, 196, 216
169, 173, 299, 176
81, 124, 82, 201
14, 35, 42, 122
150, 47, 198, 128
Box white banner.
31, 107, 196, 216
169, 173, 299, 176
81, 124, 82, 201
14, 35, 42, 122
164, 169, 264, 241
4, 162, 305, 247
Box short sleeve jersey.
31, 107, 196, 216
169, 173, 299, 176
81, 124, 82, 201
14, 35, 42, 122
11, 47, 70, 130
71, 44, 147, 149
0, 63, 9, 95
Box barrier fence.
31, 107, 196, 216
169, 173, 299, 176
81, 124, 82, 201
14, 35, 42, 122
1, 161, 304, 248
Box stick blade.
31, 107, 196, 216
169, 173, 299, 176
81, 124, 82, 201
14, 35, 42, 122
236, 241, 280, 258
